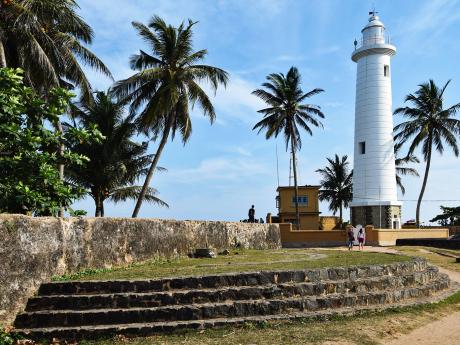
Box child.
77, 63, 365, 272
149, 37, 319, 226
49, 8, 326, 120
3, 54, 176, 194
347, 227, 355, 250
357, 228, 365, 250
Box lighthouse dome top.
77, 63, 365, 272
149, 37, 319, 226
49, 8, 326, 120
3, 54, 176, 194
351, 12, 396, 62
362, 15, 385, 32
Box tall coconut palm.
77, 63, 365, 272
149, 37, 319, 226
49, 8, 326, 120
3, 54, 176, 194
394, 80, 460, 226
112, 16, 228, 218
66, 91, 168, 216
316, 154, 353, 228
252, 67, 325, 229
394, 141, 419, 195
0, 0, 112, 100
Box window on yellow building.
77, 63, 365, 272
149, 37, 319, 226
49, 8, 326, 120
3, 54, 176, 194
292, 196, 308, 206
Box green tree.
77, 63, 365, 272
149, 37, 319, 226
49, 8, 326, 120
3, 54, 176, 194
252, 66, 325, 229
316, 154, 353, 228
0, 0, 112, 99
0, 0, 112, 216
430, 206, 460, 226
394, 141, 419, 195
394, 80, 460, 226
66, 91, 168, 216
0, 68, 101, 215
112, 16, 228, 217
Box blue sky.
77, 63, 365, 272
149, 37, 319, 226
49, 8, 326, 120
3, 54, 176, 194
72, 0, 460, 224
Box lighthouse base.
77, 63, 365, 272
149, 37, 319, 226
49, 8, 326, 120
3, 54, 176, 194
350, 205, 402, 229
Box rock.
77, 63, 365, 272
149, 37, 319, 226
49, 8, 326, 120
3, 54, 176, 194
219, 249, 230, 256
194, 248, 216, 258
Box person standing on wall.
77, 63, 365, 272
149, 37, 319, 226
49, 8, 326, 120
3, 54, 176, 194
248, 205, 255, 223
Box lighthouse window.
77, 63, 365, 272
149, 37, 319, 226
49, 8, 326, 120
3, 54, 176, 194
359, 141, 366, 154
384, 65, 390, 77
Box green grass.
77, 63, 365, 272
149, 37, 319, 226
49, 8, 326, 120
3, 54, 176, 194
393, 246, 460, 273
52, 249, 409, 281
75, 290, 460, 345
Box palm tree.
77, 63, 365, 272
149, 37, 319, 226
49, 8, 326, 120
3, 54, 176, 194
394, 141, 419, 195
252, 67, 325, 229
0, 0, 112, 216
394, 80, 460, 226
112, 16, 228, 218
316, 155, 353, 228
66, 91, 168, 216
0, 0, 112, 100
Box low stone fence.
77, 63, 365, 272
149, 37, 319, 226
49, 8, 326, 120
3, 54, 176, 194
0, 214, 280, 326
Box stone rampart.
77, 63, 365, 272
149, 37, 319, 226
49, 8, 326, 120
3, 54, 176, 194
0, 214, 280, 325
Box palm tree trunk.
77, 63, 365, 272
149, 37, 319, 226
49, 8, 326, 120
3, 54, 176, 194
132, 113, 174, 218
95, 193, 102, 217
290, 136, 300, 230
339, 203, 343, 229
416, 141, 432, 228
0, 40, 6, 68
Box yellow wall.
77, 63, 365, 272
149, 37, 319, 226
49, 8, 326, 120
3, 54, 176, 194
279, 223, 345, 247
279, 223, 449, 247
367, 227, 450, 246
279, 215, 319, 229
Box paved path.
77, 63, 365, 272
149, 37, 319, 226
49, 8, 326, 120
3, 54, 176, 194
384, 310, 460, 345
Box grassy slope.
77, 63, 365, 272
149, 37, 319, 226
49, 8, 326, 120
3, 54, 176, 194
53, 249, 408, 281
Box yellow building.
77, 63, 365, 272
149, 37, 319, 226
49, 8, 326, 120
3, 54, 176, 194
276, 186, 321, 229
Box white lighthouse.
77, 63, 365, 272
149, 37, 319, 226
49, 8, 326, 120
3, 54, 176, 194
350, 12, 402, 229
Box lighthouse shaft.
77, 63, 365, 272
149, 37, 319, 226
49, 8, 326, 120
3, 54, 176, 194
350, 14, 402, 229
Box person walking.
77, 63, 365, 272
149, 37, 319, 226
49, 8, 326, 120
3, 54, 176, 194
248, 205, 255, 223
347, 227, 355, 251
357, 227, 365, 250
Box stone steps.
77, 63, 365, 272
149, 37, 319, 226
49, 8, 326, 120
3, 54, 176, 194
15, 275, 449, 329
37, 259, 429, 296
15, 277, 453, 341
14, 258, 452, 341
25, 269, 439, 312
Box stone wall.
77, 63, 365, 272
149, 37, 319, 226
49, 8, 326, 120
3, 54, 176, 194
351, 205, 401, 228
0, 214, 280, 326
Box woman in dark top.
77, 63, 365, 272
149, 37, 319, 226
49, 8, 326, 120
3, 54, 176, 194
347, 227, 355, 250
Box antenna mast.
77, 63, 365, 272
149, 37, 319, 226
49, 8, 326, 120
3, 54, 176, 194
275, 143, 280, 187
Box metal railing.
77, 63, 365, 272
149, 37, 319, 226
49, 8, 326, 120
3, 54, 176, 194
353, 35, 392, 50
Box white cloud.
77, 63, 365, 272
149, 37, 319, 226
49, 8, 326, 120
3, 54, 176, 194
203, 74, 265, 125
394, 0, 460, 53
223, 146, 252, 157
169, 157, 269, 183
